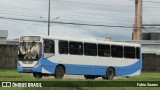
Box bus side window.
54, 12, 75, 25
111, 45, 123, 58
98, 44, 110, 57
59, 40, 68, 54
44, 39, 54, 53
136, 47, 140, 59
84, 43, 97, 56
69, 41, 83, 55
124, 46, 135, 59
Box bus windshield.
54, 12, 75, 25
18, 42, 42, 60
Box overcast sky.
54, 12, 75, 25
0, 0, 160, 40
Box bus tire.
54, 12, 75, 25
33, 72, 43, 79
90, 75, 96, 79
102, 68, 115, 80
84, 75, 90, 79
84, 75, 95, 79
54, 65, 65, 79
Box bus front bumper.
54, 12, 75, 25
17, 65, 42, 73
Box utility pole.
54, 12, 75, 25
133, 0, 142, 40
48, 0, 51, 36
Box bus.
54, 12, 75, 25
17, 35, 142, 80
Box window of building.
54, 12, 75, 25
98, 44, 110, 57
44, 39, 54, 53
69, 41, 83, 55
84, 43, 97, 56
111, 45, 123, 58
136, 47, 140, 59
59, 40, 68, 54
124, 46, 135, 59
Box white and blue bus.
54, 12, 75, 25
17, 36, 142, 79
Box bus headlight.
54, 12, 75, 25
35, 62, 41, 67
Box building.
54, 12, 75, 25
0, 30, 18, 69
142, 32, 160, 40
117, 40, 160, 71
0, 30, 8, 40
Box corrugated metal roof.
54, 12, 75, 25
0, 40, 18, 45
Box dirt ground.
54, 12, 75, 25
43, 75, 120, 80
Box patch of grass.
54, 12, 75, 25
0, 70, 160, 90
0, 70, 160, 81
116, 72, 160, 81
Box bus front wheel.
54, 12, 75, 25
54, 66, 65, 79
102, 68, 115, 80
33, 72, 43, 79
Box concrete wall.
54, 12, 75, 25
142, 53, 160, 71
0, 45, 18, 69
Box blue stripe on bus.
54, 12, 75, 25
45, 56, 140, 76
39, 56, 58, 74
17, 54, 141, 76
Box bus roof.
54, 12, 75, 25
21, 35, 141, 47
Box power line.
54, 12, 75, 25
144, 1, 160, 3
0, 0, 158, 20
0, 5, 134, 21
0, 0, 160, 13
0, 14, 133, 25
56, 0, 160, 8
0, 16, 138, 29
54, 0, 134, 8
0, 7, 134, 26
0, 12, 134, 24
0, 8, 133, 19
0, 12, 40, 18
0, 12, 133, 25
53, 18, 133, 25
0, 8, 131, 16
0, 4, 134, 16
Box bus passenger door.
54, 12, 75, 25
43, 39, 55, 58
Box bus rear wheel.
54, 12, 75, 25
54, 66, 65, 79
102, 68, 115, 80
84, 75, 95, 79
33, 72, 43, 79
